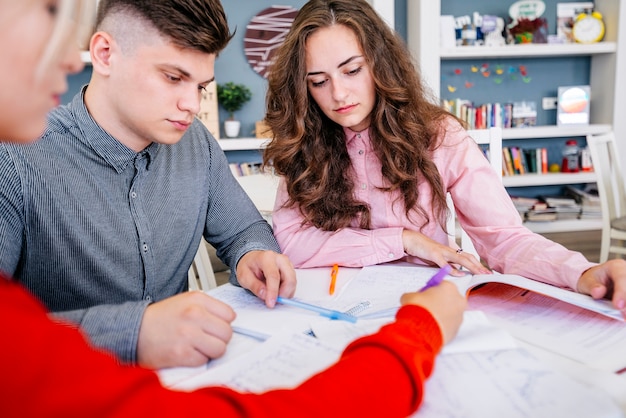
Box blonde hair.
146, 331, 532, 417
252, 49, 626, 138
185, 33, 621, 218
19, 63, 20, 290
36, 0, 97, 80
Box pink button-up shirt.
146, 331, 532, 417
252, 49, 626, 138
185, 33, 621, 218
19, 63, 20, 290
272, 119, 594, 290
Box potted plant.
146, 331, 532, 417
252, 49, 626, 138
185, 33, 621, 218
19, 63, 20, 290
217, 82, 252, 138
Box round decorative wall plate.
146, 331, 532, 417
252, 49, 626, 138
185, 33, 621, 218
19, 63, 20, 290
244, 6, 299, 78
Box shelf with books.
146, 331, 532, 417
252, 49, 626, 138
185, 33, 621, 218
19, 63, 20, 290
408, 0, 625, 234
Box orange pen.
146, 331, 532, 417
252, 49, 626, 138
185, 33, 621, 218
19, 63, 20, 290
329, 264, 339, 295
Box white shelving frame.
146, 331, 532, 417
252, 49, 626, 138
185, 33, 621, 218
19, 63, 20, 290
407, 0, 625, 234
217, 138, 269, 151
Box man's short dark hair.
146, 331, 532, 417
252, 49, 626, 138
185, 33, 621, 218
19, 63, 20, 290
96, 0, 233, 54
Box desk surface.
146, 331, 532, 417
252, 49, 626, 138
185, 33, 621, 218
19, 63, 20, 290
159, 265, 626, 415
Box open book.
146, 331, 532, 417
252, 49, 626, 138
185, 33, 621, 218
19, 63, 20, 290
456, 271, 622, 321
337, 264, 622, 321
347, 264, 625, 372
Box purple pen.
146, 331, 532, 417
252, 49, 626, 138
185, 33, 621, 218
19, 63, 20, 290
419, 265, 452, 292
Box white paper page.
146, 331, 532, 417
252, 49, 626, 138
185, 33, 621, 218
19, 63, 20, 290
293, 266, 361, 303
166, 334, 621, 418
517, 340, 626, 413
158, 332, 261, 388
413, 348, 622, 418
206, 284, 330, 336
468, 283, 626, 372
170, 332, 341, 393
316, 264, 449, 315
310, 310, 517, 354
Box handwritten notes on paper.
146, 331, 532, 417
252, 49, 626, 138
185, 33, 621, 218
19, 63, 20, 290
170, 332, 341, 393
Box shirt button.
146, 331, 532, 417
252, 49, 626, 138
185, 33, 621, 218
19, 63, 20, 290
388, 253, 395, 258
361, 183, 367, 190
145, 295, 152, 302
358, 149, 364, 155
142, 244, 148, 252
357, 134, 361, 138
131, 192, 137, 198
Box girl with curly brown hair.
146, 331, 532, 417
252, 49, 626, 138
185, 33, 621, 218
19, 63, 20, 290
264, 0, 626, 315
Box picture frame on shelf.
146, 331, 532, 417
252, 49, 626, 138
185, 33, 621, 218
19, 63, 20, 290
557, 85, 590, 126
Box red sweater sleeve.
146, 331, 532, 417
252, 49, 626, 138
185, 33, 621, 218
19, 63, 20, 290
0, 276, 442, 418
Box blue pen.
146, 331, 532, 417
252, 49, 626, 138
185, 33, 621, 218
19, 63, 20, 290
419, 265, 452, 292
232, 326, 271, 342
276, 296, 358, 323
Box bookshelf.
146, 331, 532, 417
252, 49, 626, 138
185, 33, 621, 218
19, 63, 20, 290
407, 0, 626, 233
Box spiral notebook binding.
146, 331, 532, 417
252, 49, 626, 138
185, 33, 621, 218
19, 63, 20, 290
343, 300, 371, 317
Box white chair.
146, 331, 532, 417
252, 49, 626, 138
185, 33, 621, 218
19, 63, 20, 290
447, 127, 503, 260
188, 238, 218, 291
586, 132, 626, 262
235, 172, 280, 223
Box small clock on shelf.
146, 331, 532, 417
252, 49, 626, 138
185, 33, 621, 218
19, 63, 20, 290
572, 11, 605, 44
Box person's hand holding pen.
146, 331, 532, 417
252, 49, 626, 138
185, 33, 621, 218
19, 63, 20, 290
400, 267, 467, 345
401, 229, 491, 276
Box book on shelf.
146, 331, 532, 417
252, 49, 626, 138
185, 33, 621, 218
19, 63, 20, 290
540, 195, 579, 207
564, 185, 602, 218
525, 207, 558, 221
502, 146, 548, 176
539, 194, 582, 220
509, 195, 540, 219
441, 99, 512, 130
229, 162, 262, 177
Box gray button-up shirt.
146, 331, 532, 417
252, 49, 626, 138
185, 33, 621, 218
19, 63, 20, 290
0, 88, 279, 363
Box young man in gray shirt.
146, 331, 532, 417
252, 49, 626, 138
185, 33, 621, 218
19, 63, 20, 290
0, 0, 295, 369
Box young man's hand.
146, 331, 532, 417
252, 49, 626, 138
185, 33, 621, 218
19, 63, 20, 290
236, 250, 297, 308
137, 291, 235, 369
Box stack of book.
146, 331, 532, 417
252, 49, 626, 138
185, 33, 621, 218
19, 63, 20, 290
525, 201, 558, 222
540, 195, 582, 220
565, 185, 602, 219
510, 196, 541, 220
